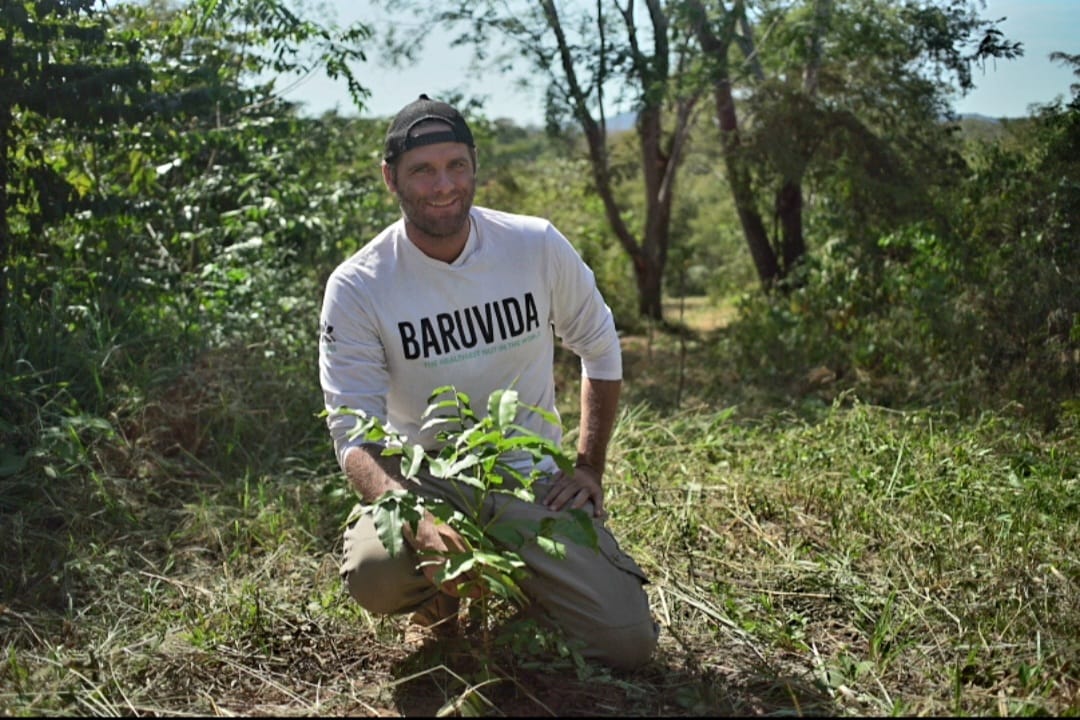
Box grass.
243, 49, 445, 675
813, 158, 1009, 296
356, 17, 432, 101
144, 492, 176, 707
1, 297, 1078, 716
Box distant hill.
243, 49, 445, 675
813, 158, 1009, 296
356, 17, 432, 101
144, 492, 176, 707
959, 112, 1002, 123
606, 111, 636, 133
957, 113, 1015, 143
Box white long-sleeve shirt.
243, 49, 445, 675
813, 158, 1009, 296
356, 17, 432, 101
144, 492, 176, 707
319, 205, 622, 475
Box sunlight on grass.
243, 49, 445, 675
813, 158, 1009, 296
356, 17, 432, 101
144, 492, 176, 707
2, 304, 1077, 716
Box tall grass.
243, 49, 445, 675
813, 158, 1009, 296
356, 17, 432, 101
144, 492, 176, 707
608, 396, 1078, 716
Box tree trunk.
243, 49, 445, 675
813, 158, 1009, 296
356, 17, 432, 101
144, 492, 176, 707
714, 79, 779, 288
636, 104, 673, 322
542, 0, 685, 323
687, 0, 780, 290
632, 252, 664, 319
776, 179, 806, 276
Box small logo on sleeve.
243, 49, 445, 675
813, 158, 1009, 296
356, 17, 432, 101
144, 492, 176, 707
321, 322, 337, 352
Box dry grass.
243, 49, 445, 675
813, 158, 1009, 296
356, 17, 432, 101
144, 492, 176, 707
2, 295, 1077, 716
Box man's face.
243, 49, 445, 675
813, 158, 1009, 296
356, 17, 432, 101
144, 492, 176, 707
384, 134, 476, 243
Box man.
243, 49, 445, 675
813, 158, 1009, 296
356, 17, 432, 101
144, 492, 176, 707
318, 94, 657, 670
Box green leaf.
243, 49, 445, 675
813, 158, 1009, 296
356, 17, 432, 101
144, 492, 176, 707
370, 497, 405, 558
489, 389, 520, 427
419, 414, 457, 434
536, 535, 566, 559
473, 550, 526, 574
511, 485, 535, 503
437, 553, 477, 584
566, 509, 599, 549
446, 455, 480, 477
519, 401, 561, 429
540, 510, 598, 551
427, 385, 458, 403
400, 444, 425, 478
479, 572, 528, 605
428, 456, 451, 478
486, 522, 527, 549
459, 428, 501, 451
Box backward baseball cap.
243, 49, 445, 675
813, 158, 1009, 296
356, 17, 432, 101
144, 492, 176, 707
383, 94, 475, 162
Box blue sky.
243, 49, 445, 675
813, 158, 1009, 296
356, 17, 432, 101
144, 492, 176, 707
278, 0, 1079, 123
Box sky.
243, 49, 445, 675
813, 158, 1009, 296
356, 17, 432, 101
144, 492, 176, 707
276, 0, 1080, 125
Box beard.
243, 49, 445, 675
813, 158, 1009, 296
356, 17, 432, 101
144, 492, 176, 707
396, 181, 476, 240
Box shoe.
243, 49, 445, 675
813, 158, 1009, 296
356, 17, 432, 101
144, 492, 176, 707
406, 591, 460, 643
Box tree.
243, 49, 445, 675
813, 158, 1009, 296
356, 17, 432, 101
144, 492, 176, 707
0, 0, 153, 345
378, 0, 701, 321
0, 0, 371, 347
683, 0, 1022, 290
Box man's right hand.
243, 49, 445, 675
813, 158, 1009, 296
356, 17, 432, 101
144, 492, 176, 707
403, 512, 483, 599
345, 447, 484, 599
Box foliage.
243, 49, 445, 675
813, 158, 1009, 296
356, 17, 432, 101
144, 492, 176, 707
0, 0, 386, 510
339, 387, 597, 625
719, 51, 1078, 428
683, 0, 1022, 288
0, 0, 370, 341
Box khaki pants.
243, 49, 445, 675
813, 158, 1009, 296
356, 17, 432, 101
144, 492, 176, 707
341, 474, 657, 670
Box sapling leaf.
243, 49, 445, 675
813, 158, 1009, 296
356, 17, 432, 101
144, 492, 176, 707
370, 490, 415, 558
446, 455, 480, 477
436, 466, 484, 489
474, 550, 526, 574
539, 511, 599, 552
517, 401, 561, 428
424, 503, 485, 547
439, 553, 478, 583
511, 485, 535, 503
400, 443, 425, 478
498, 434, 559, 453
479, 573, 527, 604
564, 509, 599, 550
480, 456, 501, 475
505, 425, 574, 474
419, 414, 459, 435
426, 387, 476, 422
490, 464, 525, 487
423, 498, 451, 520
461, 429, 502, 451
428, 456, 451, 478
422, 399, 463, 415
449, 513, 485, 546
536, 535, 567, 559
349, 421, 387, 443
489, 388, 520, 427
486, 521, 527, 549
427, 385, 459, 402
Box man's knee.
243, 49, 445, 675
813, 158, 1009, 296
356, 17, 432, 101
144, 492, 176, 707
341, 514, 433, 615
344, 558, 419, 615
581, 618, 659, 671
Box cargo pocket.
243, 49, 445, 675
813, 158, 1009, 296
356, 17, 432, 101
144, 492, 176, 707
594, 524, 650, 585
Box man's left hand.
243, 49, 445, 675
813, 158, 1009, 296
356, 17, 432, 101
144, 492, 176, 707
545, 464, 606, 518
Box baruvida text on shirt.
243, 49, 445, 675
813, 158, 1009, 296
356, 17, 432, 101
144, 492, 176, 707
398, 292, 541, 361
